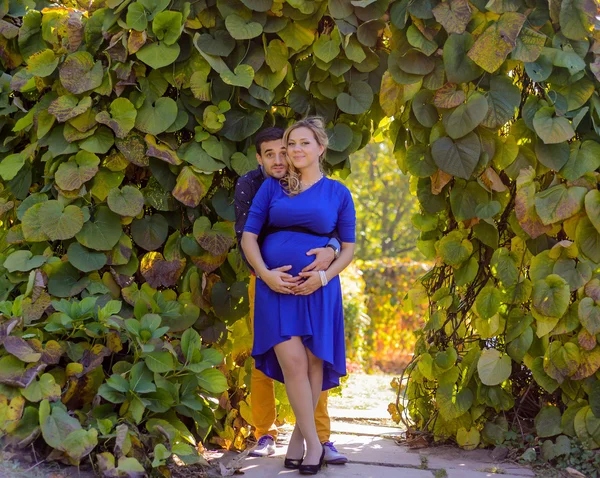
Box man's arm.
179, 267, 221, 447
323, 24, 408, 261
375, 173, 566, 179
234, 175, 253, 247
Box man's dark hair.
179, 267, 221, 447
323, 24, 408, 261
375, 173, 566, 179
254, 127, 285, 155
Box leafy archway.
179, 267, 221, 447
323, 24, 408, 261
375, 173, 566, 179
0, 0, 599, 472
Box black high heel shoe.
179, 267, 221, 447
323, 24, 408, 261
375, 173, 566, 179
284, 444, 304, 469
298, 446, 325, 475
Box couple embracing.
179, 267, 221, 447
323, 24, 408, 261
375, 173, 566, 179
234, 118, 356, 475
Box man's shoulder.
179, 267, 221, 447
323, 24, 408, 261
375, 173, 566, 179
235, 168, 264, 198
237, 168, 263, 186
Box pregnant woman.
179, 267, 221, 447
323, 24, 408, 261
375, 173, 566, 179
241, 117, 356, 475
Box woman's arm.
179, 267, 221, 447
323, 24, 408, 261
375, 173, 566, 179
241, 231, 299, 294
291, 242, 355, 295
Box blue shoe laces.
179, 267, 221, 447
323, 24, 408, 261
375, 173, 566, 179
323, 441, 338, 452
257, 435, 274, 446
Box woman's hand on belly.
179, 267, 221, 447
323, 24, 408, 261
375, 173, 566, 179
289, 271, 322, 295
261, 265, 302, 294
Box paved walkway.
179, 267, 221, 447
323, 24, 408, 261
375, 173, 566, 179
209, 374, 535, 477
212, 418, 535, 478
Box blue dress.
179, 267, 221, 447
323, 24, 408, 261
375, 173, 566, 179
243, 176, 356, 390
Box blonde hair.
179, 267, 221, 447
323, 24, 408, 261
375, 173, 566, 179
280, 117, 329, 197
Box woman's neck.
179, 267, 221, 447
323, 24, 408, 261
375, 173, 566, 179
299, 165, 322, 184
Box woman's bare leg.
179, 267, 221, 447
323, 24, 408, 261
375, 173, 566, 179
274, 337, 322, 466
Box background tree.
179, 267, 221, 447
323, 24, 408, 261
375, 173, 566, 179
345, 139, 420, 261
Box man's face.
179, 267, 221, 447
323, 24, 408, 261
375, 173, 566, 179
257, 138, 287, 179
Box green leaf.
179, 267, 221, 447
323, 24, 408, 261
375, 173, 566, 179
513, 27, 546, 62
475, 287, 502, 320
129, 362, 156, 394
467, 12, 526, 73
443, 92, 488, 139
75, 205, 123, 251
579, 298, 600, 335
456, 427, 480, 450
412, 89, 438, 128
405, 144, 436, 177
126, 2, 148, 31
55, 151, 100, 191
225, 14, 263, 40
20, 373, 61, 402
131, 214, 169, 251
181, 328, 202, 363
336, 82, 374, 115
313, 33, 340, 62
231, 150, 258, 177
136, 42, 180, 69
78, 126, 114, 155
152, 10, 182, 45
534, 185, 586, 226
443, 33, 483, 83
576, 217, 600, 264
544, 341, 580, 384
532, 274, 571, 319
265, 39, 289, 72
197, 368, 228, 394
59, 51, 104, 95
535, 406, 563, 438
0, 153, 25, 181
535, 141, 569, 171
67, 242, 107, 273
220, 64, 255, 88
194, 31, 234, 59
533, 107, 575, 144
107, 185, 145, 217
559, 0, 596, 41
26, 48, 58, 77
478, 348, 512, 386
36, 201, 85, 241
483, 76, 520, 129
135, 97, 177, 135
585, 190, 600, 235
221, 108, 265, 142
560, 140, 600, 181
437, 231, 473, 267
431, 132, 481, 180
95, 98, 137, 139
327, 124, 354, 152
3, 250, 47, 272
144, 351, 175, 373
329, 0, 354, 18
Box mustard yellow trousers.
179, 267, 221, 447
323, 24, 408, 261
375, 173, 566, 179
248, 275, 331, 442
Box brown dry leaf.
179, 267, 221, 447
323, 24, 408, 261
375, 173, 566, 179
480, 167, 507, 192
578, 328, 597, 351
128, 30, 147, 54
434, 83, 465, 109
431, 169, 452, 195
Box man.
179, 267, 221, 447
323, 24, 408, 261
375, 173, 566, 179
234, 127, 348, 464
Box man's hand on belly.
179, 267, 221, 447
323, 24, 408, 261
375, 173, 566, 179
301, 247, 335, 272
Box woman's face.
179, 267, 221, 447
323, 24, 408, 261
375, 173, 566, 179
286, 127, 324, 170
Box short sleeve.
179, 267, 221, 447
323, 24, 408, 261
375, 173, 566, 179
244, 178, 274, 235
336, 186, 356, 243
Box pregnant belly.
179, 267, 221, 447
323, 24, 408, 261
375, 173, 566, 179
261, 232, 328, 276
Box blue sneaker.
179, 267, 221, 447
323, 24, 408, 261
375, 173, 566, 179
249, 434, 276, 457
322, 441, 348, 464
